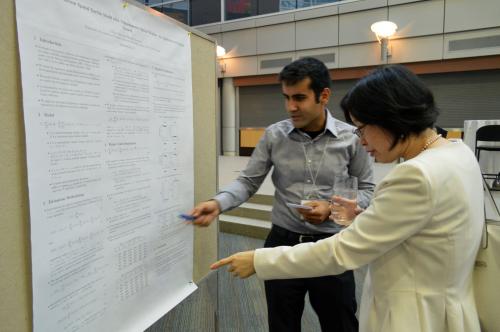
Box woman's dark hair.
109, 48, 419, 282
341, 64, 439, 149
279, 57, 331, 103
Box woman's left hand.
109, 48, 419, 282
210, 250, 256, 278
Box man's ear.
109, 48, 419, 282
320, 87, 331, 105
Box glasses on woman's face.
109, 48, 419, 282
354, 124, 367, 138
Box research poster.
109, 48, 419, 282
15, 0, 196, 331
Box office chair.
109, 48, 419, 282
435, 126, 448, 138
474, 125, 500, 161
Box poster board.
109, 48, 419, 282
0, 0, 218, 331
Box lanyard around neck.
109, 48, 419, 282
301, 135, 330, 198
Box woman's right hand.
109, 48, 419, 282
330, 196, 363, 226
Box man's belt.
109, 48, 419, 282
271, 224, 334, 243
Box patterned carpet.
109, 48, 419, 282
217, 232, 321, 332
147, 231, 367, 331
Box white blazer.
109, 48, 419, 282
254, 142, 483, 332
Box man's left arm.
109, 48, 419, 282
349, 139, 375, 209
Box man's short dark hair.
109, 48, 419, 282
279, 57, 331, 103
341, 64, 439, 149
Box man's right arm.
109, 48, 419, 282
214, 128, 273, 212
189, 129, 274, 226
189, 200, 221, 227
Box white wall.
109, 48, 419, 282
196, 0, 500, 77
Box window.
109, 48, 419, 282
152, 1, 189, 25
139, 0, 345, 26
190, 0, 221, 26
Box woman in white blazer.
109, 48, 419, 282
212, 65, 484, 332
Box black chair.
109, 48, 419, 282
436, 126, 448, 138
475, 125, 500, 161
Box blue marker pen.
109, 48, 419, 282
179, 213, 196, 221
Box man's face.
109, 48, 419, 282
282, 77, 330, 132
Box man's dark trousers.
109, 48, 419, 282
264, 225, 358, 332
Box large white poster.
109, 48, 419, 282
15, 0, 196, 331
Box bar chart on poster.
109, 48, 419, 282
15, 0, 196, 331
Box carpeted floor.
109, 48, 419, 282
147, 231, 365, 331
218, 232, 321, 332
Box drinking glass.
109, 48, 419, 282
330, 175, 358, 226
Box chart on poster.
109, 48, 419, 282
15, 0, 196, 331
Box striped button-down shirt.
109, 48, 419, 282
215, 110, 375, 235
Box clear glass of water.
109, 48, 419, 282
330, 175, 358, 226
